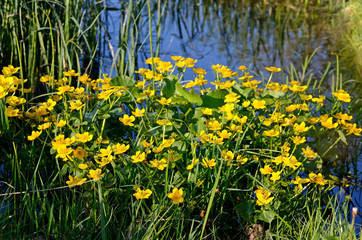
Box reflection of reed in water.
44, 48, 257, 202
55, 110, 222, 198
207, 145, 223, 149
161, 0, 337, 76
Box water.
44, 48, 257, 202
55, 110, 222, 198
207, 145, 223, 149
100, 0, 362, 228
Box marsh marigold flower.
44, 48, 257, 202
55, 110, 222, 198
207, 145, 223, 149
76, 132, 93, 143
69, 100, 85, 110
265, 66, 281, 72
156, 97, 172, 105
254, 186, 274, 206
263, 129, 280, 137
119, 114, 135, 126
28, 130, 42, 141
260, 164, 273, 175
66, 175, 86, 188
201, 158, 216, 168
321, 117, 338, 129
332, 90, 351, 102
132, 108, 145, 117
112, 143, 130, 154
251, 99, 266, 109
150, 158, 168, 170
202, 108, 213, 115
133, 187, 152, 200
131, 151, 146, 163
168, 188, 184, 204
309, 173, 328, 186
302, 147, 317, 159
87, 169, 104, 181
270, 171, 281, 182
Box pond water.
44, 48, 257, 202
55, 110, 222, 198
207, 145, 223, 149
100, 0, 361, 227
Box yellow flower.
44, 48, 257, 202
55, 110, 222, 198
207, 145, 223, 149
186, 159, 199, 170
291, 176, 310, 190
54, 120, 67, 127
242, 100, 251, 108
311, 95, 325, 106
293, 122, 309, 134
78, 163, 89, 170
236, 155, 248, 165
6, 96, 26, 106
222, 150, 234, 161
239, 65, 248, 71
156, 97, 172, 105
63, 70, 79, 77
254, 186, 274, 206
344, 123, 361, 136
152, 145, 164, 153
73, 147, 87, 159
28, 130, 42, 141
332, 90, 351, 102
263, 129, 280, 137
333, 112, 353, 122
302, 147, 317, 159
309, 173, 328, 186
157, 119, 172, 126
202, 108, 213, 115
219, 103, 234, 112
321, 117, 338, 129
99, 145, 112, 157
56, 147, 73, 161
167, 188, 184, 204
260, 165, 273, 175
150, 158, 168, 170
217, 130, 232, 139
171, 55, 183, 61
131, 151, 146, 163
40, 99, 56, 111
132, 108, 145, 117
283, 156, 301, 170
265, 66, 281, 72
270, 171, 281, 181
51, 134, 75, 150
112, 143, 130, 154
97, 90, 114, 100
289, 85, 307, 92
57, 85, 74, 95
38, 122, 51, 130
201, 158, 216, 168
5, 106, 19, 117
207, 120, 222, 131
95, 155, 113, 167
66, 175, 87, 188
119, 114, 135, 126
290, 136, 306, 145
142, 140, 153, 148
133, 187, 152, 200
87, 169, 104, 181
224, 92, 240, 103
69, 100, 85, 110
251, 99, 266, 109
219, 80, 235, 89
76, 132, 93, 143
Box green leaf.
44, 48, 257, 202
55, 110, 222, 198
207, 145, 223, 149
262, 90, 285, 99
337, 130, 347, 145
111, 75, 135, 87
200, 89, 228, 108
257, 210, 276, 223
234, 200, 255, 220
175, 83, 203, 106
232, 85, 252, 98
163, 77, 176, 98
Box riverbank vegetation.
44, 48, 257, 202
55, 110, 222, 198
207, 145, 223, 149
0, 0, 361, 239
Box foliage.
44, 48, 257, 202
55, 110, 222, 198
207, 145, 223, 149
0, 57, 360, 238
